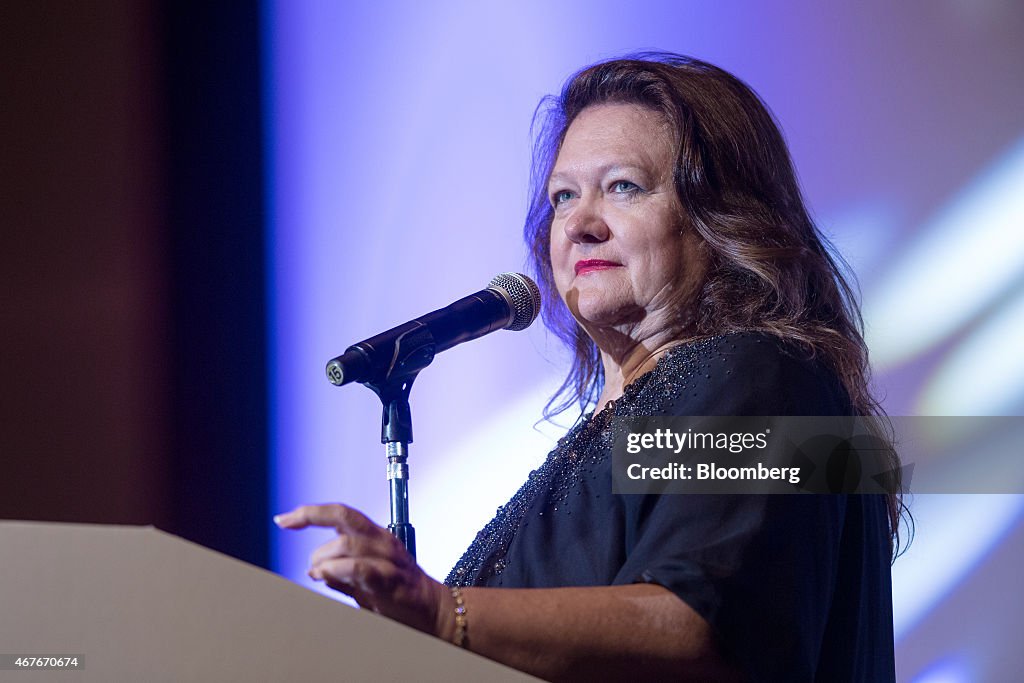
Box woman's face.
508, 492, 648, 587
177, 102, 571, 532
548, 103, 704, 343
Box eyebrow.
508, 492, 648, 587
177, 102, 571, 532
547, 164, 650, 188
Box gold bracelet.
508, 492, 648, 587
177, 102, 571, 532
450, 587, 468, 647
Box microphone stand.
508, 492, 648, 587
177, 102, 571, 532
366, 377, 417, 559
359, 325, 438, 560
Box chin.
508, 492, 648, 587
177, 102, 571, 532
571, 296, 642, 328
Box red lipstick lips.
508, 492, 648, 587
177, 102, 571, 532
574, 259, 621, 275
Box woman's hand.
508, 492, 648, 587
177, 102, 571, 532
274, 504, 450, 638
274, 504, 738, 682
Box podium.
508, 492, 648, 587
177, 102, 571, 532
0, 521, 539, 682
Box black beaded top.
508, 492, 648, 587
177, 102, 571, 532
441, 332, 896, 681
444, 335, 723, 587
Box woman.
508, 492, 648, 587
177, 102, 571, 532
275, 53, 903, 682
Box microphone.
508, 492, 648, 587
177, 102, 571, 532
326, 272, 542, 387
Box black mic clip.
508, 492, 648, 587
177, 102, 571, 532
327, 322, 436, 391
330, 323, 437, 444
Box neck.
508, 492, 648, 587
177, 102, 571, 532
592, 328, 689, 413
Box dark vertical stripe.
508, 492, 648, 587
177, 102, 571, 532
162, 0, 268, 567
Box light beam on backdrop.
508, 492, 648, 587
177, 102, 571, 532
864, 138, 1024, 373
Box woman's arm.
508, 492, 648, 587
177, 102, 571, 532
274, 504, 740, 683
443, 584, 740, 682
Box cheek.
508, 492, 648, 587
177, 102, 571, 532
548, 230, 571, 277
548, 220, 566, 253
635, 232, 686, 285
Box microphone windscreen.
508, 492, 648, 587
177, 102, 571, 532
487, 273, 542, 331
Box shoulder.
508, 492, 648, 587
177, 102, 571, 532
655, 332, 852, 416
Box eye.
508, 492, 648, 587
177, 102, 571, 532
550, 189, 575, 207
610, 180, 640, 194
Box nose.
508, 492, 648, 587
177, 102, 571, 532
562, 198, 610, 244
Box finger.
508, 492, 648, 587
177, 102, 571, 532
312, 557, 442, 633
309, 532, 405, 567
310, 557, 399, 604
273, 503, 341, 530
307, 559, 375, 609
274, 504, 382, 535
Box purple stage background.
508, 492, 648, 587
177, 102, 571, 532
263, 3, 1024, 681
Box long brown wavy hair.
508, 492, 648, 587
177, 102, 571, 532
524, 52, 908, 557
